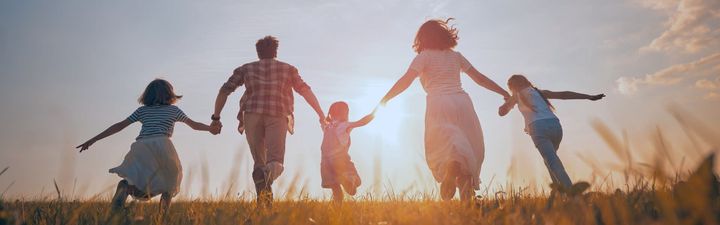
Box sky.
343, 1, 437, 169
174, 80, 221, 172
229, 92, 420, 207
0, 0, 718, 200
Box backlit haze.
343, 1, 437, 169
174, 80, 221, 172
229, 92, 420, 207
1, 0, 719, 200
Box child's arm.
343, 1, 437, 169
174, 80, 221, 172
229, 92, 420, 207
349, 113, 375, 129
498, 95, 517, 117
76, 119, 133, 152
183, 118, 215, 133
541, 90, 605, 101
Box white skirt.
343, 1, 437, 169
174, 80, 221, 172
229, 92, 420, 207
425, 92, 484, 190
109, 136, 182, 198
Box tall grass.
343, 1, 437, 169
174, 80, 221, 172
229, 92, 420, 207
0, 108, 719, 225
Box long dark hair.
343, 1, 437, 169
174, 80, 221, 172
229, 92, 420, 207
138, 79, 182, 106
413, 18, 459, 53
507, 74, 554, 112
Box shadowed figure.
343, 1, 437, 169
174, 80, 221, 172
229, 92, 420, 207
499, 74, 604, 190
210, 36, 325, 208
379, 18, 510, 201
76, 79, 217, 215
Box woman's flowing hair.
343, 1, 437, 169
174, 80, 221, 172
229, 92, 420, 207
413, 18, 459, 53
507, 74, 554, 112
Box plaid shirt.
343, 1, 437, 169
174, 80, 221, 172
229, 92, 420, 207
222, 59, 311, 134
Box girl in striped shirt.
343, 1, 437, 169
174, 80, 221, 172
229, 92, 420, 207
76, 79, 218, 213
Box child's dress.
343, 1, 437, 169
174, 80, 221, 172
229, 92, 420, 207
109, 105, 187, 199
320, 121, 361, 189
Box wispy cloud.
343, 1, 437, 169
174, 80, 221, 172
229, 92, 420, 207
639, 0, 720, 53
704, 92, 720, 100
695, 77, 720, 89
617, 53, 720, 95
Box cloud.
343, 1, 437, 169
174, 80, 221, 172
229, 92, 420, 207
639, 0, 720, 53
617, 52, 720, 94
695, 77, 720, 89
704, 92, 720, 100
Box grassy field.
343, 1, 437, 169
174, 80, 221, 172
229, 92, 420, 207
2, 154, 719, 225
1, 179, 719, 225
1, 109, 718, 225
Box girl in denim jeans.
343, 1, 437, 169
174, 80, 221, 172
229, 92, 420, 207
499, 74, 604, 189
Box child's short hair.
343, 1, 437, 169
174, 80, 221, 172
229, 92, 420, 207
328, 101, 349, 121
138, 79, 182, 106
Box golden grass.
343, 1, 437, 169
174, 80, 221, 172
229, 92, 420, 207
1, 108, 719, 225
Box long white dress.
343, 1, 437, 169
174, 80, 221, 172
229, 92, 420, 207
409, 49, 485, 190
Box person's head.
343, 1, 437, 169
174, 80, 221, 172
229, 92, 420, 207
507, 74, 533, 93
256, 36, 279, 59
328, 101, 350, 122
507, 74, 554, 111
138, 79, 182, 106
413, 18, 459, 53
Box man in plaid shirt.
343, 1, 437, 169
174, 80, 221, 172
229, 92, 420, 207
210, 36, 325, 207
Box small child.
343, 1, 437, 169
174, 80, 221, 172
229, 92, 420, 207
76, 79, 218, 213
499, 74, 604, 190
320, 102, 374, 202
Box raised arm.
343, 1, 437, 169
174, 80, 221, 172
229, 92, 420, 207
465, 67, 510, 98
349, 110, 376, 129
380, 69, 419, 105
76, 119, 133, 152
541, 90, 605, 101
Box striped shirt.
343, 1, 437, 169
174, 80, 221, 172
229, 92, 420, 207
127, 105, 188, 140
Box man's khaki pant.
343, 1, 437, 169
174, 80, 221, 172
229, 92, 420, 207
244, 113, 288, 170
244, 113, 287, 207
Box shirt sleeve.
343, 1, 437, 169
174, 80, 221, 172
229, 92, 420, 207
175, 107, 188, 123
408, 52, 427, 73
291, 66, 311, 93
127, 107, 142, 123
457, 52, 473, 72
221, 66, 245, 93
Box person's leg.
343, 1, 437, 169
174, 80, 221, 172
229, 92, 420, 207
244, 113, 270, 206
530, 120, 572, 189
160, 192, 171, 215
331, 185, 343, 203
440, 161, 460, 201
264, 115, 288, 182
111, 180, 130, 211
457, 175, 474, 201
260, 114, 288, 207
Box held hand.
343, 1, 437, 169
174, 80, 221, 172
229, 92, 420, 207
319, 117, 328, 127
498, 101, 512, 117
589, 94, 606, 101
76, 139, 95, 152
210, 120, 223, 135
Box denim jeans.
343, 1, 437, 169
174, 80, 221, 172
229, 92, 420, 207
528, 118, 572, 188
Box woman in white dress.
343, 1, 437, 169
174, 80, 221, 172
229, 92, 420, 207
379, 19, 510, 201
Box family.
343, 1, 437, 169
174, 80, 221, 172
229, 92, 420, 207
76, 18, 605, 213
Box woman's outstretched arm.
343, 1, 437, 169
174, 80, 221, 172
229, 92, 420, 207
76, 119, 133, 152
465, 67, 510, 98
380, 69, 419, 105
541, 90, 605, 101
